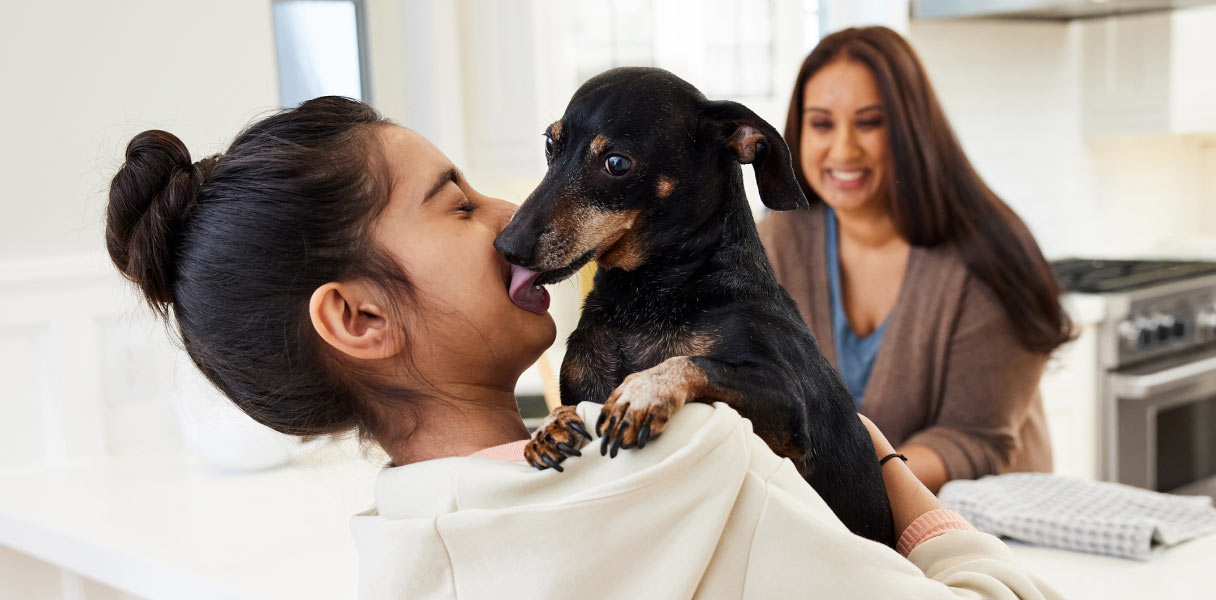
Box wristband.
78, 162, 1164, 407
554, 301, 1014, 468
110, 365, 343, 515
879, 452, 908, 466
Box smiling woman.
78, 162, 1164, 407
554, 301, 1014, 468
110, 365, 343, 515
759, 26, 1071, 493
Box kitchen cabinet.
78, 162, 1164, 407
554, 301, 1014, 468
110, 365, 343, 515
1081, 6, 1216, 135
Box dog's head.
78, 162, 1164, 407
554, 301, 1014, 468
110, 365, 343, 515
495, 67, 807, 284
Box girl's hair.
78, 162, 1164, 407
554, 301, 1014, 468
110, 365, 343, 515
106, 96, 415, 441
783, 26, 1071, 354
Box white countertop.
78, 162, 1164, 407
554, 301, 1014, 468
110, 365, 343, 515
0, 444, 381, 599
3, 446, 1213, 599
1009, 535, 1216, 599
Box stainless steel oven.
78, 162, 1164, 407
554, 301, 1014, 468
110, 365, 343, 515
1109, 349, 1216, 492
1054, 259, 1216, 494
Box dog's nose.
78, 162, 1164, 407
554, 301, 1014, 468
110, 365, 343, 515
493, 226, 536, 267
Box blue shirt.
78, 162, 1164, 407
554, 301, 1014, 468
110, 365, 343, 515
825, 206, 889, 407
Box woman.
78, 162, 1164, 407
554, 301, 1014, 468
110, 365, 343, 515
759, 27, 1070, 494
105, 97, 1058, 598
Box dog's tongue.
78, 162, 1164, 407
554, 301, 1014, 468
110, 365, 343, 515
508, 265, 551, 314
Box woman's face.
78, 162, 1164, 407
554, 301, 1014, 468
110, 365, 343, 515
372, 126, 556, 384
800, 59, 890, 214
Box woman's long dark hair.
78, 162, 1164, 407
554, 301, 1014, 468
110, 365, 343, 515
784, 27, 1071, 353
106, 97, 418, 443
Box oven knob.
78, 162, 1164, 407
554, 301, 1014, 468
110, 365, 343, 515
1156, 316, 1176, 342
1119, 317, 1153, 348
1199, 308, 1216, 336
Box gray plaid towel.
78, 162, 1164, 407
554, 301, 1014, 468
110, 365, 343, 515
938, 473, 1216, 560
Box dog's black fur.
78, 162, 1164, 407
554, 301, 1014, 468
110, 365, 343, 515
494, 67, 894, 547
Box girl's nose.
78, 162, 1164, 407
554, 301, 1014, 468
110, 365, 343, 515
485, 196, 519, 234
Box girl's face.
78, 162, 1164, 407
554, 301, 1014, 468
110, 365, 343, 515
373, 126, 556, 385
800, 59, 891, 215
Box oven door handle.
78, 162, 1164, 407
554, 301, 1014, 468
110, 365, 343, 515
1109, 354, 1216, 399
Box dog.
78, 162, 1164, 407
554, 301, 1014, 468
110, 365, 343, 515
494, 67, 894, 547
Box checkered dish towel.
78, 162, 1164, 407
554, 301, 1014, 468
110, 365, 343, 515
938, 473, 1216, 560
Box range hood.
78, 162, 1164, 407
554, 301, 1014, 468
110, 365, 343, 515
913, 0, 1216, 20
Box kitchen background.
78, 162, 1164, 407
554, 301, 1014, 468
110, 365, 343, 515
2, 0, 1216, 597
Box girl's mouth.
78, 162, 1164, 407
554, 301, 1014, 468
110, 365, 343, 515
507, 264, 550, 314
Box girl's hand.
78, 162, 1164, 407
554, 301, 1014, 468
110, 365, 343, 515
858, 414, 943, 540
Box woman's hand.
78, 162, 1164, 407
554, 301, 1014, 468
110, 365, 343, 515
858, 414, 944, 541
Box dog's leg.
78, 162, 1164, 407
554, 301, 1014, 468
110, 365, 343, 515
594, 355, 789, 457
559, 323, 626, 405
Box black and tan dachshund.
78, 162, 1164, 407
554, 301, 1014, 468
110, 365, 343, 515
494, 67, 895, 547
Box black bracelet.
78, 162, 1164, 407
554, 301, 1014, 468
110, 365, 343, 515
879, 452, 908, 466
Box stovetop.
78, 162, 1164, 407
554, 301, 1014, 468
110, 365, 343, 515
1052, 258, 1216, 294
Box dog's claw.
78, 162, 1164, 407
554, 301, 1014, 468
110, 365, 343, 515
540, 454, 564, 472
595, 413, 607, 436
609, 429, 624, 458
600, 416, 616, 456
527, 457, 545, 471
556, 442, 581, 457
570, 421, 592, 440
637, 424, 651, 449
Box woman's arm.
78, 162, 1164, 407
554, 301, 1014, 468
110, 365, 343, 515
900, 275, 1049, 485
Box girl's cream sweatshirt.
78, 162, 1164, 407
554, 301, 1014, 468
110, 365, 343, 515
351, 402, 1062, 599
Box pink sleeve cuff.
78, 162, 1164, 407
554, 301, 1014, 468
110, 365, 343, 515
896, 508, 975, 557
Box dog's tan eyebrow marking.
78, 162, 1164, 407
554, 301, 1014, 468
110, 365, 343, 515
656, 176, 677, 198
589, 135, 610, 157
549, 121, 563, 140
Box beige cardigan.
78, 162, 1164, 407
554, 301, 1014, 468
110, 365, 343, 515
757, 204, 1052, 479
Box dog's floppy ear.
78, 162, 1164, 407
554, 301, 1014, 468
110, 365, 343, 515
699, 100, 809, 211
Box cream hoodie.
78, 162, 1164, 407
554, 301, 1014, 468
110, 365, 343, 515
350, 402, 1061, 599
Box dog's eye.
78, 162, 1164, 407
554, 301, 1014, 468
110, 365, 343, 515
605, 154, 632, 177
544, 135, 555, 157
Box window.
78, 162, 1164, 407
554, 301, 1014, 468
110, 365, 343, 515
272, 0, 369, 107
572, 0, 829, 100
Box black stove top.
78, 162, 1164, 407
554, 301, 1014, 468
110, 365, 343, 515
1052, 258, 1216, 293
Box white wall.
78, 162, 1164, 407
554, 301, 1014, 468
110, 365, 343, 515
1, 2, 281, 596
907, 18, 1216, 259
0, 0, 280, 263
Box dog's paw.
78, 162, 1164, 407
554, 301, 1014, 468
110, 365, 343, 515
525, 405, 592, 472
596, 356, 704, 458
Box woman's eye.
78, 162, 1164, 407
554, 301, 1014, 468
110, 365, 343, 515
605, 154, 632, 177
458, 200, 478, 213
857, 119, 884, 129
810, 120, 832, 130
544, 135, 555, 157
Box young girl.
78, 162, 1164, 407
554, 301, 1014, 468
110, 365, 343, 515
106, 96, 1059, 599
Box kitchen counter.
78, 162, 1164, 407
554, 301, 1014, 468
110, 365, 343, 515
0, 444, 381, 599
2, 447, 1213, 599
1009, 535, 1216, 599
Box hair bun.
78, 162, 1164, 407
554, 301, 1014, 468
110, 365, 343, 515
105, 130, 216, 313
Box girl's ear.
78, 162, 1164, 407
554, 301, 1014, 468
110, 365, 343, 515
309, 282, 404, 360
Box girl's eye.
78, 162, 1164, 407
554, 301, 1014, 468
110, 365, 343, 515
857, 119, 884, 129
458, 200, 478, 213
810, 120, 832, 130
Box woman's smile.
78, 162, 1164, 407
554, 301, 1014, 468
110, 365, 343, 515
825, 167, 871, 191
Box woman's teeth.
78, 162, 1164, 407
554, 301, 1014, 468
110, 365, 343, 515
829, 169, 864, 181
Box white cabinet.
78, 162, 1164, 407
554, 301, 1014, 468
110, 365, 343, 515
1081, 6, 1216, 135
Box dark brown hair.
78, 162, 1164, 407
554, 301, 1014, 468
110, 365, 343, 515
106, 96, 417, 442
784, 27, 1071, 353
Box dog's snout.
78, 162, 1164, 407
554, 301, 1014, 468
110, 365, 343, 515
494, 224, 536, 267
